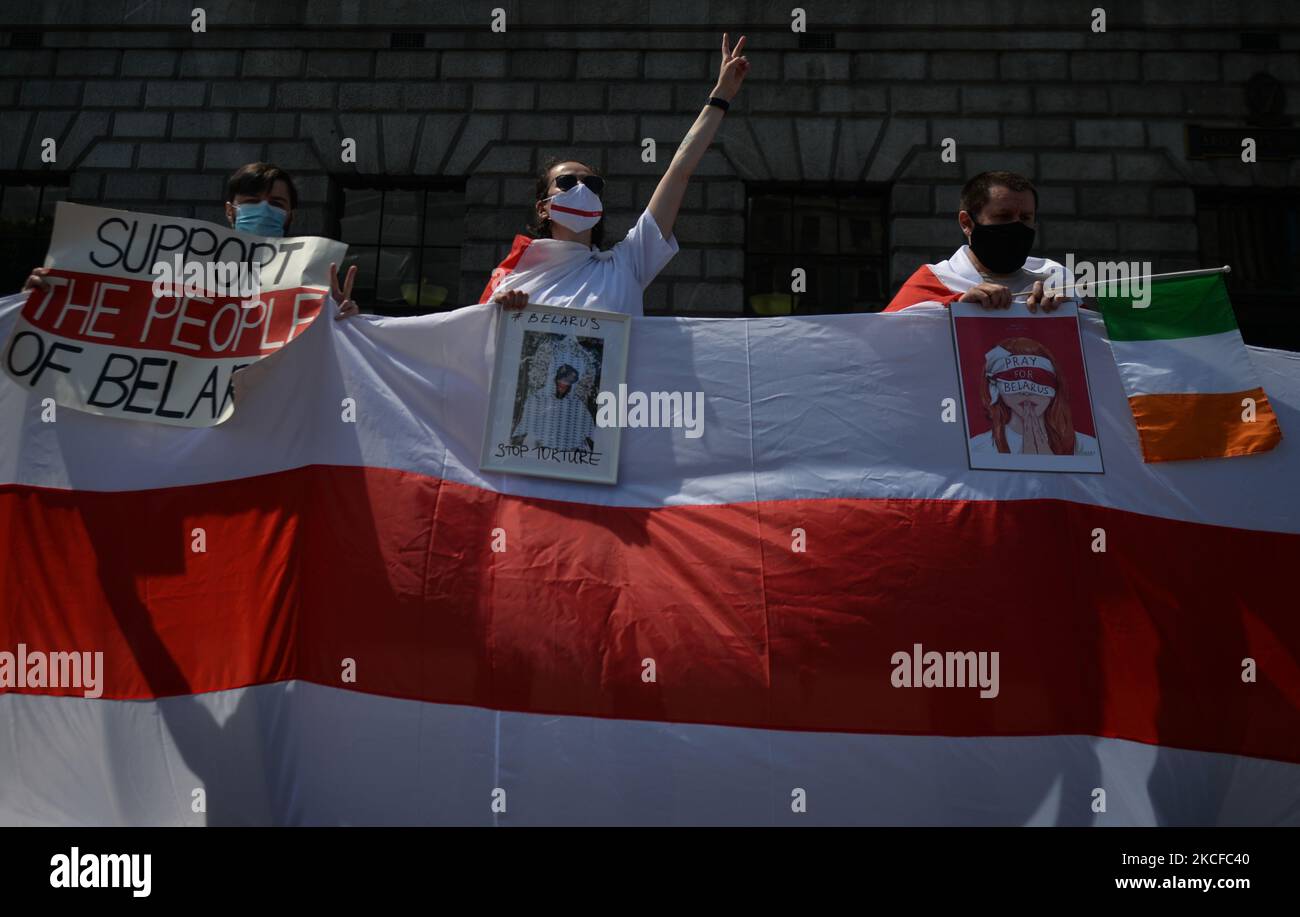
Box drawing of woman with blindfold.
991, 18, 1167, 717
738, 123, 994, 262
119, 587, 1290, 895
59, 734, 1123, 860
970, 337, 1099, 456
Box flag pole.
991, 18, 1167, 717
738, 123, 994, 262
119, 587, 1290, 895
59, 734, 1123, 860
1008, 265, 1231, 300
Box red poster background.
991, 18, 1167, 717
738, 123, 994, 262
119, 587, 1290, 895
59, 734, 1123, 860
953, 313, 1096, 439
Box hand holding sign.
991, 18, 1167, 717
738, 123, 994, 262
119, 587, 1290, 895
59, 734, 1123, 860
493, 289, 529, 311
22, 267, 51, 292
1025, 279, 1064, 314
330, 262, 359, 320
958, 281, 1012, 310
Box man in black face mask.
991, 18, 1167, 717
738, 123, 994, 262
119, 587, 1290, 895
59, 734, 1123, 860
884, 170, 1073, 314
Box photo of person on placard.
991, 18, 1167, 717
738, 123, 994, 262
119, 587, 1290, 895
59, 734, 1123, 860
511, 333, 601, 453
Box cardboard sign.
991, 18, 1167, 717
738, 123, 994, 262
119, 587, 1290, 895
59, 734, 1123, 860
2, 202, 346, 426
951, 301, 1105, 473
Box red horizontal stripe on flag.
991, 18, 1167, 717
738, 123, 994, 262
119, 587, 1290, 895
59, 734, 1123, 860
1, 466, 1295, 762
20, 270, 325, 358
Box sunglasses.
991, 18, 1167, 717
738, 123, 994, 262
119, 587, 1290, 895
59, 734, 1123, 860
553, 173, 605, 195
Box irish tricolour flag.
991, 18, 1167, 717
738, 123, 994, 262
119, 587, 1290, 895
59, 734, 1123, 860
1098, 271, 1283, 462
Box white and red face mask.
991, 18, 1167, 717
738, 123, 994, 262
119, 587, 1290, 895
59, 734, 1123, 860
544, 182, 603, 233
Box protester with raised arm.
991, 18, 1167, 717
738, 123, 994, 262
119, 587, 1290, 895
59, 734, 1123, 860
480, 34, 750, 315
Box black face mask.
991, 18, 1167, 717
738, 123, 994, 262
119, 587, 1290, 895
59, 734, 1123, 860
968, 220, 1036, 275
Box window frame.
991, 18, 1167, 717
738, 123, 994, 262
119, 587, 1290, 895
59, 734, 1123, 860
0, 171, 72, 296
742, 180, 891, 316
329, 175, 468, 317
1195, 186, 1300, 351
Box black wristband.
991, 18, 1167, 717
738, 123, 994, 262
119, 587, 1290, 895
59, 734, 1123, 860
707, 96, 730, 112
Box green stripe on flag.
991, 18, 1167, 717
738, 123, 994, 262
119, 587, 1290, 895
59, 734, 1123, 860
1098, 273, 1239, 342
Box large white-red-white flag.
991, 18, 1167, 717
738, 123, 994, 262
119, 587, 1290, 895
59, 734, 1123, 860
0, 294, 1297, 825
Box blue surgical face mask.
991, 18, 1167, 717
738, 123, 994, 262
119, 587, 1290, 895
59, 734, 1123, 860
233, 200, 288, 237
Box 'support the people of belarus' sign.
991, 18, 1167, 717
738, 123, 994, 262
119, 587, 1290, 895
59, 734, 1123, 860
951, 300, 1105, 474
481, 303, 630, 485
1, 202, 347, 427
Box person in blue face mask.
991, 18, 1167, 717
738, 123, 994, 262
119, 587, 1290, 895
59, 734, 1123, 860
223, 161, 295, 236
23, 160, 358, 320
223, 162, 359, 320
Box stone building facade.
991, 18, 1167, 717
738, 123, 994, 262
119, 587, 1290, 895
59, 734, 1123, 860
1, 1, 1297, 345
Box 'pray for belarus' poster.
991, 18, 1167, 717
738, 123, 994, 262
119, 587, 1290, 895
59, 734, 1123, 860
950, 300, 1104, 474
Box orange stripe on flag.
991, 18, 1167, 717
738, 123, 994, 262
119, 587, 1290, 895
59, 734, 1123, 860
1129, 387, 1283, 462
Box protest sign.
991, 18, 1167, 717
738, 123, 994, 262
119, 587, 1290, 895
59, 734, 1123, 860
2, 202, 347, 426
951, 300, 1105, 473
480, 304, 630, 484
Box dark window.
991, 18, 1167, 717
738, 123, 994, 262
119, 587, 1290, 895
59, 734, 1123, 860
0, 174, 69, 294
1239, 32, 1279, 51
744, 184, 889, 316
1196, 188, 1300, 351
333, 178, 466, 316
390, 31, 426, 49
798, 32, 836, 50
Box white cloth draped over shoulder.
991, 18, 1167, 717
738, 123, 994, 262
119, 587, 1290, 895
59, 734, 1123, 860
478, 208, 679, 316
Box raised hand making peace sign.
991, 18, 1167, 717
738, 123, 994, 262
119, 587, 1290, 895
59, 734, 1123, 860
714, 33, 750, 101
330, 261, 359, 320
646, 33, 753, 242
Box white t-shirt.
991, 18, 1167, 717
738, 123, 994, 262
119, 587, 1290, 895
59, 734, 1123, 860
975, 264, 1058, 299
887, 245, 1083, 312
481, 208, 679, 317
